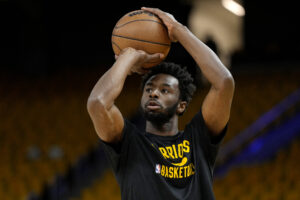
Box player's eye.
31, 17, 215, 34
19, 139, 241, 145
145, 88, 152, 93
161, 89, 169, 94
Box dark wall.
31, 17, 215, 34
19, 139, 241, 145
2, 0, 299, 75
1, 0, 192, 75
241, 0, 299, 64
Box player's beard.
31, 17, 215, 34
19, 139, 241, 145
140, 101, 179, 127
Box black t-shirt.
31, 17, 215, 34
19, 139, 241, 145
101, 111, 226, 200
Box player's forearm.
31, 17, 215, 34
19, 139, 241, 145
88, 55, 136, 110
175, 24, 234, 90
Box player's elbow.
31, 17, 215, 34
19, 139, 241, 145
87, 96, 106, 117
221, 74, 235, 93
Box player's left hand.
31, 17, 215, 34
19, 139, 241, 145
141, 7, 180, 42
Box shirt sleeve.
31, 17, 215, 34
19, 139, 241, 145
186, 110, 227, 170
99, 118, 133, 172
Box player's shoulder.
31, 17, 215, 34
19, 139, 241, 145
123, 118, 145, 136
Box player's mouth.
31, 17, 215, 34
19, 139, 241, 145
146, 100, 162, 110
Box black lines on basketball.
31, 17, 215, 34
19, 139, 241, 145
112, 41, 121, 52
112, 34, 171, 46
114, 19, 163, 29
111, 10, 171, 68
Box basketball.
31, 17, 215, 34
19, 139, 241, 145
111, 10, 171, 68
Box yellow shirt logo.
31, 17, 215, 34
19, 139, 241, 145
156, 140, 195, 179
158, 140, 190, 167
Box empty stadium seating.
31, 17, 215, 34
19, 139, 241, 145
214, 137, 300, 200
1, 68, 300, 200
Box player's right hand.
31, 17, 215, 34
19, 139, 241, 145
117, 47, 164, 75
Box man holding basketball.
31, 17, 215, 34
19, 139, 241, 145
87, 7, 234, 200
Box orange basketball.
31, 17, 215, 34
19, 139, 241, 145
111, 10, 171, 68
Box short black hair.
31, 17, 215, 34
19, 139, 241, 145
141, 62, 196, 105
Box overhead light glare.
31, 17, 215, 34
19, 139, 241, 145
222, 0, 245, 17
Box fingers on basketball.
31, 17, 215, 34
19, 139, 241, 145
111, 10, 171, 68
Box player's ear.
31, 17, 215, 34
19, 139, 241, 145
177, 101, 187, 116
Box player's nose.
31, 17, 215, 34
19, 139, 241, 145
149, 89, 159, 98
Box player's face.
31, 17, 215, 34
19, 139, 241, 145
140, 74, 181, 124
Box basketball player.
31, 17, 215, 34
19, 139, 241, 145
87, 7, 234, 200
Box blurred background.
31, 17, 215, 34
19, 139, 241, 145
1, 0, 300, 199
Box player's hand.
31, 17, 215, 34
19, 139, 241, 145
141, 7, 180, 42
116, 47, 164, 75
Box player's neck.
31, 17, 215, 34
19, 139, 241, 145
146, 115, 179, 136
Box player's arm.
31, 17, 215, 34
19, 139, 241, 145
174, 25, 234, 136
142, 7, 235, 136
87, 48, 162, 143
